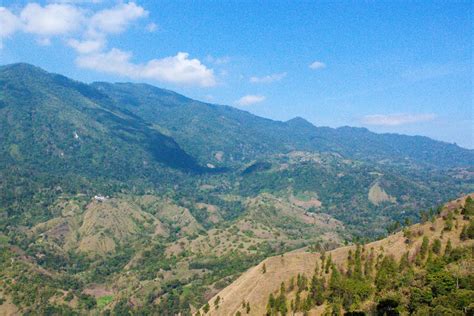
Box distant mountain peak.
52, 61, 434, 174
286, 116, 314, 127
0, 62, 49, 77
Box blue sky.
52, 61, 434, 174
1, 1, 472, 148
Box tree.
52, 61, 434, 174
432, 239, 442, 254
399, 252, 410, 271
416, 236, 429, 265
353, 245, 363, 279
445, 239, 452, 257
375, 256, 398, 291
462, 219, 474, 239
428, 271, 455, 296
325, 254, 333, 274
376, 298, 399, 316
275, 282, 287, 315
309, 275, 325, 306
444, 212, 454, 231
267, 293, 275, 314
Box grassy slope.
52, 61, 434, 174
201, 194, 474, 316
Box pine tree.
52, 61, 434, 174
415, 236, 429, 266
276, 282, 287, 315
444, 212, 454, 231
295, 290, 301, 311
309, 275, 325, 306
364, 248, 375, 278
445, 239, 452, 257
399, 251, 410, 271
325, 254, 332, 274
314, 261, 320, 276
267, 293, 275, 314
347, 249, 353, 277
289, 276, 295, 291
375, 255, 398, 291
432, 239, 442, 254
353, 244, 363, 279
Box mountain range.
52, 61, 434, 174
0, 63, 473, 315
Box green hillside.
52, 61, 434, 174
0, 63, 473, 315
92, 81, 473, 168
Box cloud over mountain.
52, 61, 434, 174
235, 94, 266, 106
361, 113, 436, 126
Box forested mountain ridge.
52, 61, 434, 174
92, 80, 473, 169
200, 195, 474, 316
0, 63, 473, 315
0, 63, 202, 173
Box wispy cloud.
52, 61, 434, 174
206, 55, 231, 65
250, 72, 287, 84
361, 113, 436, 126
235, 95, 266, 106
309, 60, 326, 70
145, 22, 158, 32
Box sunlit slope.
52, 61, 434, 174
201, 194, 474, 316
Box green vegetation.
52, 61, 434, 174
97, 295, 114, 309
0, 63, 473, 314
265, 243, 473, 315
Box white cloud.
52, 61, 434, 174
250, 72, 287, 84
361, 113, 436, 126
68, 38, 104, 53
145, 22, 158, 32
0, 7, 20, 37
88, 2, 147, 36
20, 3, 84, 36
0, 7, 20, 48
0, 2, 148, 44
1, 2, 216, 88
235, 95, 266, 106
76, 49, 216, 87
309, 61, 326, 70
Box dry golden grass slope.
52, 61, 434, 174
199, 194, 474, 316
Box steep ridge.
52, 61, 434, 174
200, 194, 474, 315
92, 81, 473, 168
0, 63, 202, 176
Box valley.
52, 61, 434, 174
0, 64, 473, 315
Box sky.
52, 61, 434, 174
0, 1, 472, 148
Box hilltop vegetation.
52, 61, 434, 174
201, 195, 474, 315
